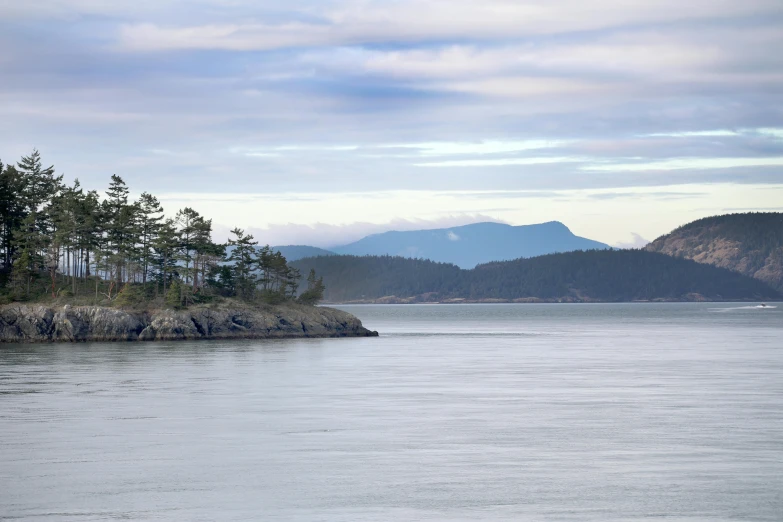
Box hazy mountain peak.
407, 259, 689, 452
332, 220, 608, 268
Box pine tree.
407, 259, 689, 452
297, 268, 325, 305
227, 228, 258, 300
9, 249, 33, 300
103, 175, 132, 287
17, 149, 61, 214
12, 212, 47, 288
77, 190, 102, 281
0, 162, 26, 268
286, 266, 302, 298
190, 216, 217, 292
174, 207, 202, 287
165, 278, 184, 309
1, 149, 316, 308
152, 218, 178, 297
137, 192, 163, 285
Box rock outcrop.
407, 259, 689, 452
0, 303, 378, 343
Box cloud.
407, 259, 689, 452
242, 214, 507, 247
588, 191, 708, 201
3, 0, 783, 251
111, 1, 783, 52
644, 130, 741, 138
582, 157, 783, 171
446, 231, 460, 241
415, 157, 584, 168
383, 140, 571, 156
615, 233, 651, 249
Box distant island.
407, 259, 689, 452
646, 212, 783, 292
289, 212, 783, 304
292, 249, 781, 303
278, 221, 610, 267
0, 150, 376, 342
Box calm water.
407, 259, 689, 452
1, 303, 782, 521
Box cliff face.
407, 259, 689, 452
645, 213, 783, 291
0, 303, 377, 343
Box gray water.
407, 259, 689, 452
1, 303, 782, 521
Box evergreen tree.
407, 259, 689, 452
152, 218, 179, 297
297, 268, 325, 305
227, 228, 258, 299
0, 149, 319, 307
137, 192, 163, 285
165, 278, 184, 309
286, 266, 302, 298
102, 175, 133, 287
190, 216, 219, 292
17, 149, 61, 214
0, 162, 27, 269
174, 207, 202, 287
9, 249, 33, 300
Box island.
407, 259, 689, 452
0, 150, 376, 343
0, 302, 376, 343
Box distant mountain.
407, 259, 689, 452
331, 221, 609, 268
271, 245, 336, 262
291, 250, 780, 303
645, 212, 783, 291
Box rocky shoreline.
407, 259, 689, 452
0, 303, 378, 343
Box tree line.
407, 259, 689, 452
0, 150, 324, 307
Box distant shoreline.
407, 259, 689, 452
327, 298, 780, 305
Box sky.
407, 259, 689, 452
1, 0, 782, 248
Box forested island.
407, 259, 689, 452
0, 150, 376, 342
291, 250, 781, 303
646, 212, 783, 291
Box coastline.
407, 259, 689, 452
325, 295, 779, 305
0, 302, 378, 344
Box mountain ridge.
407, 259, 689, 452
330, 221, 610, 268
270, 245, 336, 261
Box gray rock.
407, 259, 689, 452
0, 303, 378, 343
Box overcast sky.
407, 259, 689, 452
2, 0, 782, 247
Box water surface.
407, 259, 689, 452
1, 303, 782, 520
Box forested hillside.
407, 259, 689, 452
0, 150, 325, 307
292, 250, 780, 303
291, 255, 464, 302
646, 213, 783, 291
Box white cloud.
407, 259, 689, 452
615, 233, 651, 249
757, 128, 783, 139
113, 1, 783, 52
152, 184, 783, 248
349, 41, 727, 81
386, 140, 571, 156
244, 214, 504, 247
642, 128, 783, 139
415, 157, 584, 168
446, 231, 460, 241
643, 130, 740, 138
583, 157, 783, 172
438, 76, 614, 99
